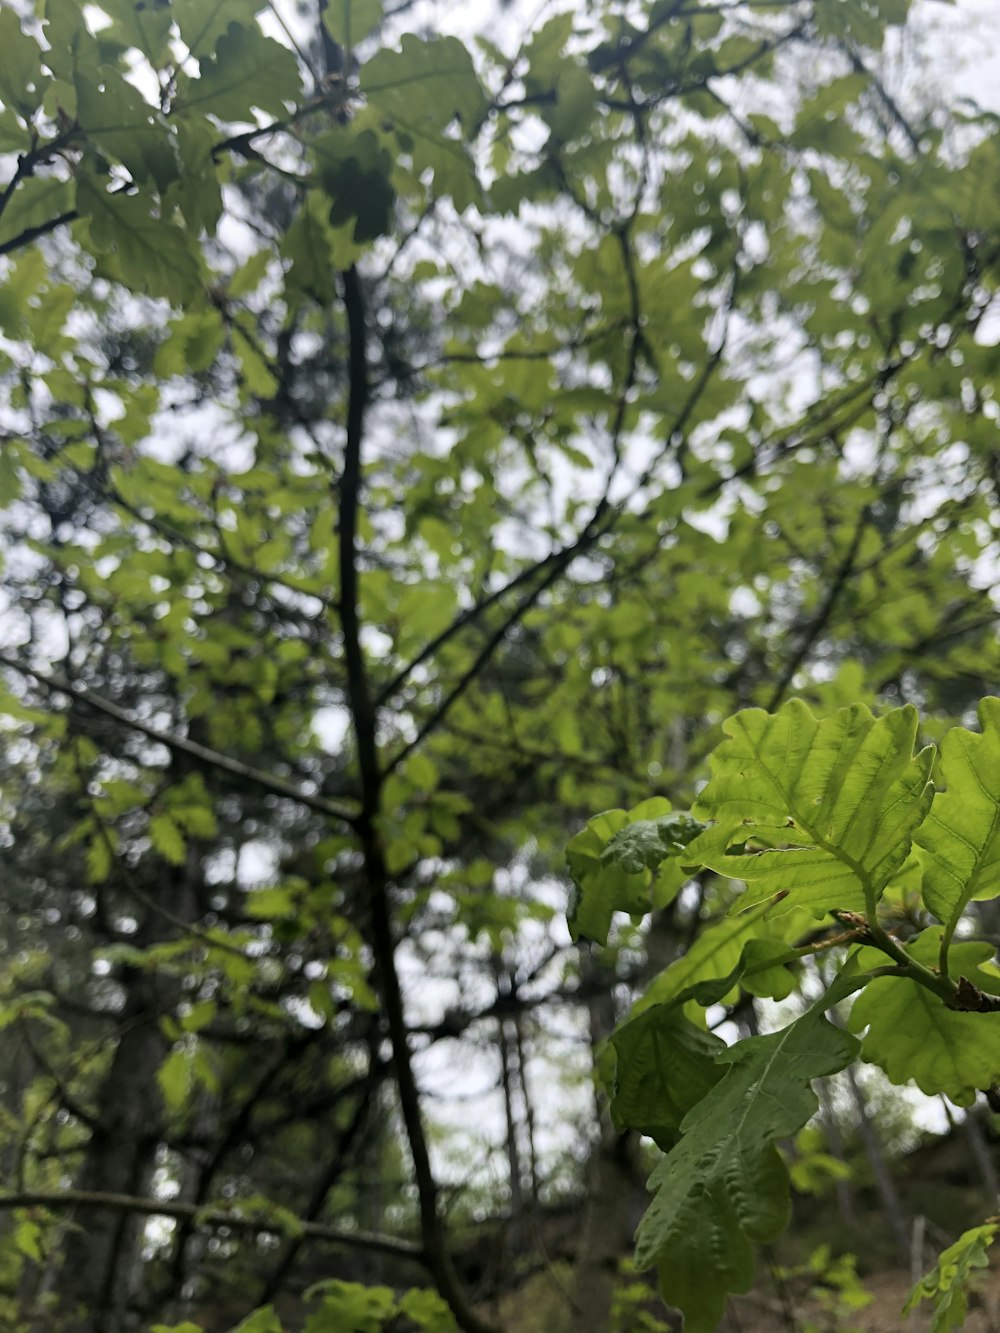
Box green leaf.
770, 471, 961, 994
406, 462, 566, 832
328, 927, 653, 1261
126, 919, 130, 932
76, 174, 201, 303
609, 1004, 727, 1149
244, 886, 298, 919
0, 176, 74, 251
362, 35, 486, 209
688, 700, 935, 916
0, 9, 47, 115
86, 832, 113, 884
634, 981, 861, 1332
182, 22, 301, 121
739, 938, 797, 1001
173, 0, 264, 60
226, 1309, 283, 1333
363, 34, 486, 128
848, 928, 1000, 1105
14, 1218, 44, 1263
42, 0, 95, 82
157, 1046, 192, 1114
0, 107, 32, 153
396, 1289, 456, 1331
601, 811, 704, 875
166, 115, 223, 235
905, 1222, 999, 1332
150, 814, 187, 865
75, 66, 177, 191
96, 0, 174, 66
313, 128, 395, 243
568, 800, 700, 944
916, 697, 1000, 929
282, 193, 338, 303
322, 0, 382, 50
639, 907, 783, 1014
303, 1280, 396, 1333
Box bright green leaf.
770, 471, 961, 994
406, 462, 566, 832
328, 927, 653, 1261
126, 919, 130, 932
905, 1221, 999, 1332
150, 814, 187, 865
916, 697, 1000, 928
848, 928, 1000, 1105
688, 700, 935, 916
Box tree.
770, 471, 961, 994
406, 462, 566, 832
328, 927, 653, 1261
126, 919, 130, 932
1, 0, 1000, 1330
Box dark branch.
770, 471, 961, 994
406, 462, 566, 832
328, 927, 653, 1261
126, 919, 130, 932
0, 652, 356, 827
0, 1190, 422, 1262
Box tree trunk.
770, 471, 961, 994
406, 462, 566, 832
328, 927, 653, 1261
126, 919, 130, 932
57, 965, 167, 1333
565, 961, 645, 1332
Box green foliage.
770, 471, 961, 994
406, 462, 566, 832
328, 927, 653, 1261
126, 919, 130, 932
609, 1003, 727, 1150
917, 696, 1000, 931
686, 700, 935, 917
4, 0, 1000, 1329
580, 698, 1000, 1323
848, 929, 1000, 1105
633, 981, 860, 1333
905, 1221, 1000, 1332
303, 1280, 456, 1332
567, 798, 703, 943
777, 1245, 871, 1333
227, 1310, 283, 1333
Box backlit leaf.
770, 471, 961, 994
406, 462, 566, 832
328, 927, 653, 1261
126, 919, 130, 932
848, 928, 1000, 1105
76, 173, 201, 302
687, 700, 935, 916
905, 1222, 999, 1333
916, 697, 1000, 928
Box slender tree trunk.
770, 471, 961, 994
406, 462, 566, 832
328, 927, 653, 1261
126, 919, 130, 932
963, 1106, 1000, 1203
512, 1014, 541, 1209
499, 1014, 525, 1243
845, 1064, 909, 1263
817, 1077, 858, 1230
565, 961, 644, 1332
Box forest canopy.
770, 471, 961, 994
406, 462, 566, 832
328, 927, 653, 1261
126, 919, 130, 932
2, 0, 1000, 1331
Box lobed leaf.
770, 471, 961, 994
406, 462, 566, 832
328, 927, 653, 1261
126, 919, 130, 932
634, 978, 861, 1332
688, 700, 934, 917
567, 798, 704, 943
322, 0, 383, 50
182, 22, 302, 121
76, 174, 201, 303
609, 1004, 727, 1149
916, 696, 1000, 929
905, 1221, 999, 1332
848, 928, 1000, 1105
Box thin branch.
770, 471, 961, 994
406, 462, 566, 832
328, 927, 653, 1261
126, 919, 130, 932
0, 652, 357, 827
336, 267, 496, 1333
843, 41, 922, 156
764, 505, 869, 711
0, 1190, 422, 1262
338, 265, 381, 812
0, 209, 78, 258
383, 214, 647, 770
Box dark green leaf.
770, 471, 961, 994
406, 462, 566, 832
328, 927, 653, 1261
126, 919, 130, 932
635, 981, 861, 1332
